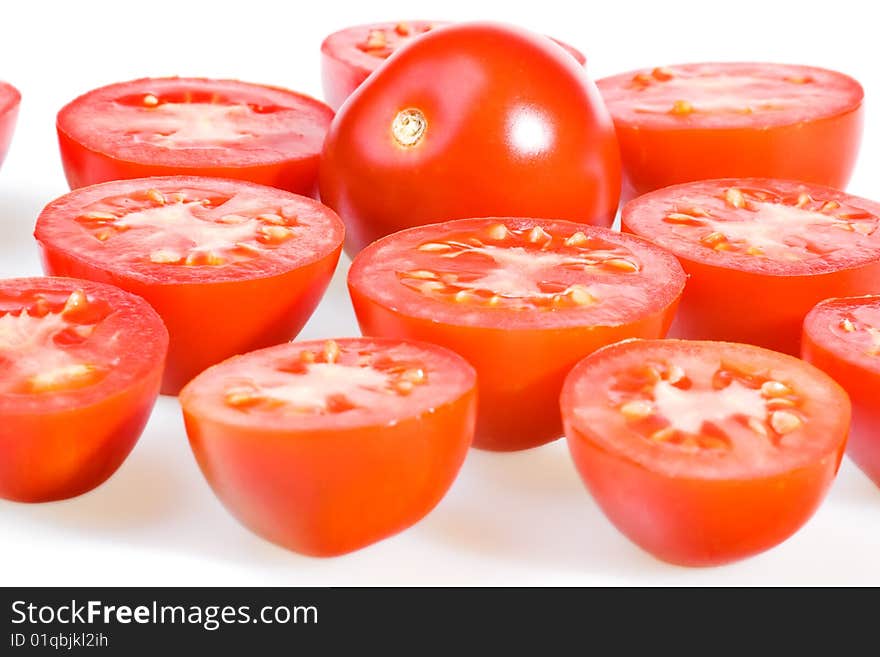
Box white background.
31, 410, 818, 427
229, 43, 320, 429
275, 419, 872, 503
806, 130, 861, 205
1, 0, 879, 586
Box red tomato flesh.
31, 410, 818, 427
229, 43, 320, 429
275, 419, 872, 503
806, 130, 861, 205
180, 337, 476, 556
349, 217, 685, 451
802, 296, 880, 487
320, 22, 619, 256
561, 339, 850, 566
0, 81, 21, 170
56, 78, 333, 196
320, 20, 587, 111
35, 176, 343, 394
598, 63, 864, 196
622, 178, 880, 354
0, 277, 167, 502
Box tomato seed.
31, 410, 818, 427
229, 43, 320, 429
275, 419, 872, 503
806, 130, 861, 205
670, 100, 693, 115
143, 94, 159, 107
417, 242, 452, 252
323, 340, 340, 364
840, 318, 856, 332
150, 249, 183, 264
725, 188, 746, 209
770, 410, 802, 434
620, 400, 653, 421
486, 223, 509, 240
564, 231, 588, 247
761, 380, 792, 398
603, 258, 639, 272
146, 188, 166, 205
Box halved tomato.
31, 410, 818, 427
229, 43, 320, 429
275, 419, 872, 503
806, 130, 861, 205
622, 179, 880, 355
561, 339, 850, 566
0, 277, 167, 502
35, 176, 343, 394
349, 217, 685, 451
0, 81, 21, 170
802, 296, 880, 487
56, 78, 334, 197
597, 63, 864, 197
180, 337, 476, 556
320, 20, 587, 110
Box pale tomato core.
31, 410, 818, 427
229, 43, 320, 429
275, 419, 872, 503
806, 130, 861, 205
586, 354, 809, 454
0, 291, 112, 394
75, 187, 303, 266
398, 222, 642, 311
223, 340, 430, 415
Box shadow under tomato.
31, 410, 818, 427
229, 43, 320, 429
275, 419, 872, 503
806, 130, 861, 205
420, 440, 665, 579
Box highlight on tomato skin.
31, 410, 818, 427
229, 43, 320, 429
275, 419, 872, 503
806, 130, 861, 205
179, 337, 477, 557
320, 20, 587, 111
560, 338, 851, 567
0, 277, 168, 503
56, 77, 334, 198
597, 62, 864, 197
34, 176, 344, 395
0, 80, 21, 171
320, 22, 619, 257
802, 295, 880, 487
621, 178, 880, 355
348, 217, 686, 452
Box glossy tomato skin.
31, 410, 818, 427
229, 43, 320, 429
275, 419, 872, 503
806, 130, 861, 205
35, 177, 344, 394
598, 63, 864, 197
0, 81, 21, 170
349, 218, 686, 451
180, 338, 476, 556
0, 278, 167, 503
320, 22, 620, 256
565, 429, 840, 566
57, 78, 334, 197
320, 21, 587, 111
614, 107, 863, 198
802, 296, 880, 487
622, 179, 880, 355
561, 339, 850, 566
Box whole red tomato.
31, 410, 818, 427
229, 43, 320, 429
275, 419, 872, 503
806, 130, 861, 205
319, 22, 621, 255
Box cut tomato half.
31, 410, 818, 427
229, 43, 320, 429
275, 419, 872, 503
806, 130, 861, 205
0, 81, 21, 170
56, 77, 334, 196
561, 338, 850, 566
349, 217, 685, 451
35, 176, 343, 394
622, 178, 880, 354
320, 20, 586, 110
598, 63, 864, 196
0, 277, 167, 502
802, 295, 880, 487
180, 337, 477, 556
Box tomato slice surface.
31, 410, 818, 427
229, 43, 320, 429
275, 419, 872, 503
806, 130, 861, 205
562, 339, 848, 479
182, 337, 475, 431
35, 176, 343, 285
599, 62, 862, 130
0, 277, 167, 502
623, 179, 880, 276
57, 78, 332, 168
0, 278, 167, 410
803, 296, 880, 370
350, 218, 684, 330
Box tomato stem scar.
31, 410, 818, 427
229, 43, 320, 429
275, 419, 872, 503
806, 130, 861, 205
392, 108, 427, 147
